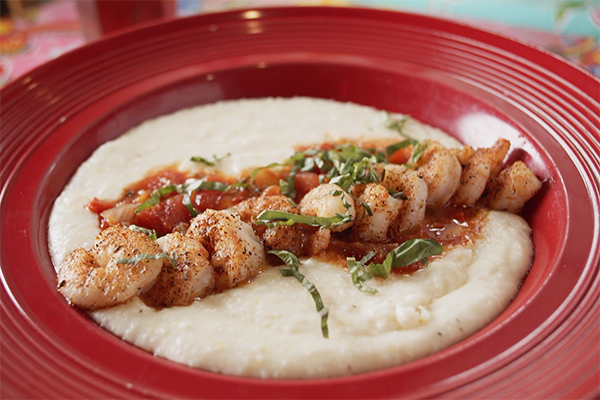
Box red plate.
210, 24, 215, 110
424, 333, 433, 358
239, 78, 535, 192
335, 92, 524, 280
1, 7, 599, 399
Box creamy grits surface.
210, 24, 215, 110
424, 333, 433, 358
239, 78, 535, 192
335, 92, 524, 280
48, 97, 533, 379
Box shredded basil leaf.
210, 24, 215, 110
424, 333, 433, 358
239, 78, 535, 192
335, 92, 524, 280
269, 250, 329, 338
346, 239, 443, 294
255, 210, 353, 230
348, 251, 378, 294
366, 238, 444, 279
127, 225, 157, 240
116, 251, 176, 266
190, 153, 230, 166
384, 113, 430, 168
384, 113, 410, 135
249, 162, 282, 184
384, 139, 413, 158
251, 143, 387, 199
407, 141, 429, 168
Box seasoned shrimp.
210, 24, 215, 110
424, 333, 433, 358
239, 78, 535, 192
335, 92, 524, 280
415, 140, 462, 207
350, 183, 402, 242
450, 144, 475, 166
186, 209, 266, 291
299, 183, 356, 232
375, 163, 428, 233
57, 225, 163, 310
480, 160, 542, 213
139, 232, 215, 308
233, 194, 308, 255
452, 139, 510, 206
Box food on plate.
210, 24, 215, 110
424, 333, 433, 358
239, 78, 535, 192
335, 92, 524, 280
48, 97, 542, 378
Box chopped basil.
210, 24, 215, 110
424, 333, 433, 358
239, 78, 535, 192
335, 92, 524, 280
136, 184, 180, 212
255, 210, 353, 230
347, 251, 378, 294
250, 143, 387, 199
249, 162, 282, 184
384, 113, 429, 168
190, 153, 230, 166
116, 251, 177, 266
269, 250, 329, 339
384, 113, 410, 134
407, 141, 429, 168
384, 139, 413, 158
127, 224, 158, 240
358, 238, 444, 281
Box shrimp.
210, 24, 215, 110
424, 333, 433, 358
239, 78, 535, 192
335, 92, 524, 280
303, 228, 331, 256
451, 139, 510, 206
375, 163, 428, 233
414, 140, 462, 207
233, 193, 308, 255
350, 183, 402, 242
480, 160, 542, 213
299, 183, 356, 232
186, 209, 266, 291
451, 144, 476, 166
57, 225, 163, 310
139, 232, 215, 308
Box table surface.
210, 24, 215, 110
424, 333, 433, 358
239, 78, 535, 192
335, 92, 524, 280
0, 0, 599, 87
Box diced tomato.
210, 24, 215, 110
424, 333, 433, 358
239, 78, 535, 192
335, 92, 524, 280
134, 194, 192, 236
294, 171, 320, 201
252, 168, 280, 189
219, 188, 253, 209
193, 190, 223, 213
261, 185, 281, 197
86, 197, 116, 214
388, 147, 411, 165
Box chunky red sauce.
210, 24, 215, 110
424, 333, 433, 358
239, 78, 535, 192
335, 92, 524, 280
87, 141, 486, 273
87, 168, 257, 236
320, 205, 485, 274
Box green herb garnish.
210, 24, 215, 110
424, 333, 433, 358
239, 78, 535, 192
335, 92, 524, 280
255, 210, 354, 230
250, 143, 387, 199
269, 250, 329, 338
116, 251, 177, 267
384, 113, 410, 134
348, 239, 444, 293
347, 251, 378, 294
407, 141, 429, 168
190, 153, 230, 166
384, 113, 429, 168
127, 224, 158, 240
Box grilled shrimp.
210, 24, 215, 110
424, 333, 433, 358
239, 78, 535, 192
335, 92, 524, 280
350, 183, 402, 242
57, 225, 163, 310
186, 209, 265, 291
139, 232, 215, 308
451, 139, 510, 206
299, 183, 356, 232
415, 140, 462, 207
376, 163, 428, 233
480, 160, 542, 213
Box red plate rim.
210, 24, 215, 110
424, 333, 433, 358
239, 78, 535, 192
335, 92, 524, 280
1, 6, 599, 399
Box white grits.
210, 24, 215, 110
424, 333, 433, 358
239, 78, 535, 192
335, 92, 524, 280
48, 97, 532, 379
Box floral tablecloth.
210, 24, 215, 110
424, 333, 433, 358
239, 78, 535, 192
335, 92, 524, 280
1, 0, 598, 88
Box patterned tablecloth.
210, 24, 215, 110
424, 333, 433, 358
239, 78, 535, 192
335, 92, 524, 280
1, 0, 599, 87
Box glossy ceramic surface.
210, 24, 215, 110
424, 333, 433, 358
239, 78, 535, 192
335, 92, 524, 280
1, 7, 599, 399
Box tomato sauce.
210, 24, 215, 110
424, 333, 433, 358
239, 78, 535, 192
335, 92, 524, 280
87, 167, 256, 236
86, 141, 487, 274
320, 205, 486, 275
